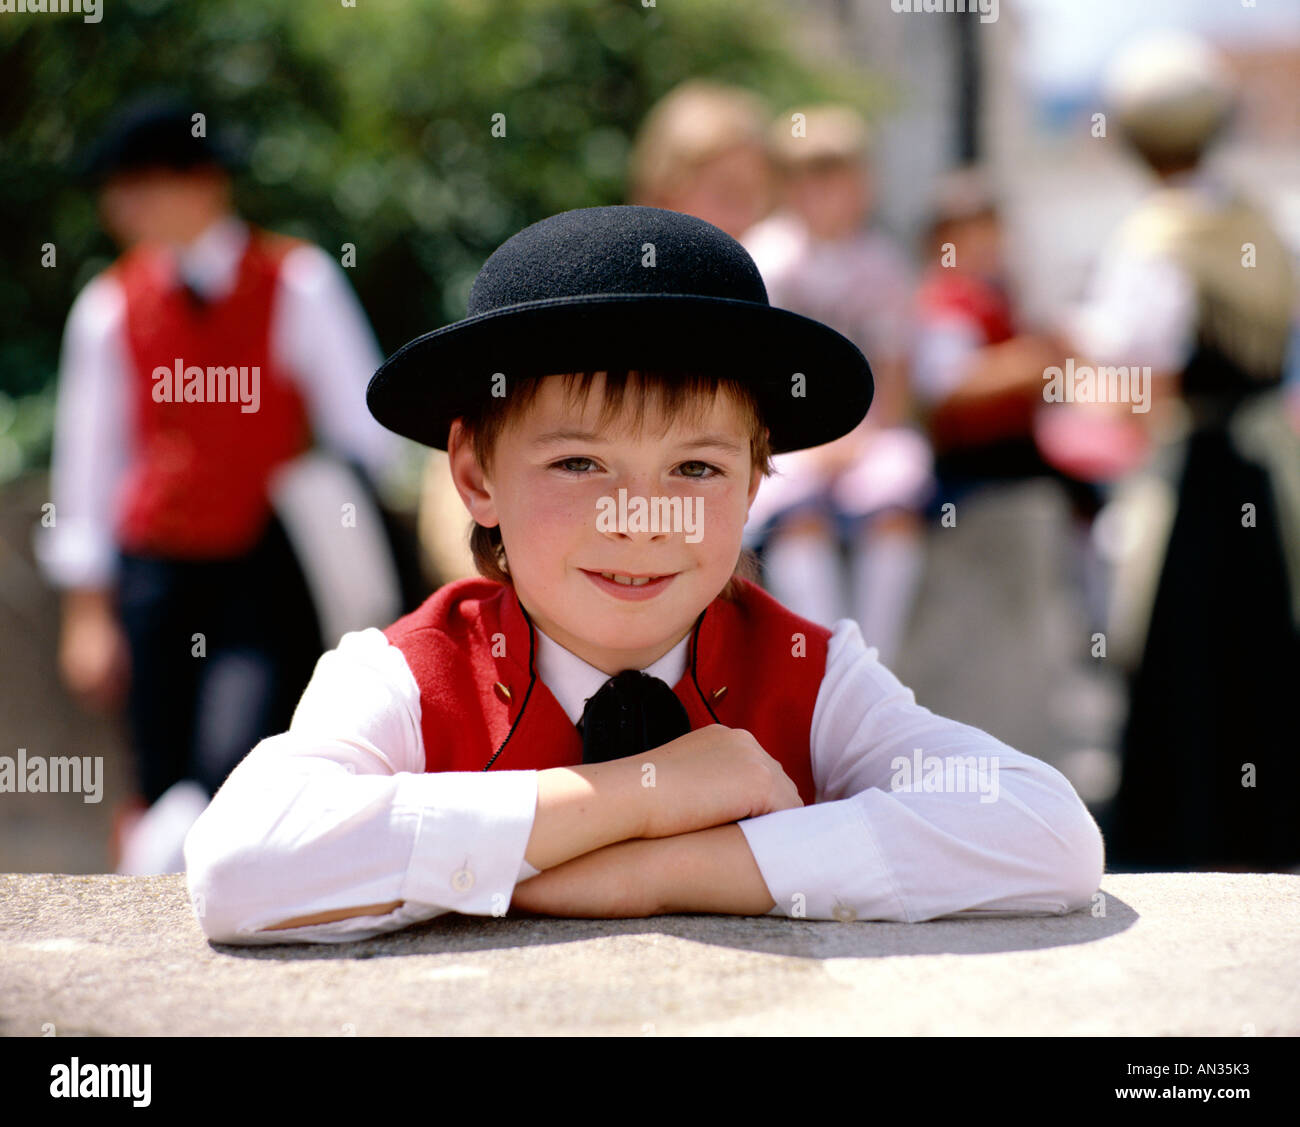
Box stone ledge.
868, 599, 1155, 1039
2, 872, 1297, 1036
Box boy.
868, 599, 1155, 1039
40, 94, 406, 873
184, 205, 1104, 944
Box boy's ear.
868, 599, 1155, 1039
447, 418, 500, 529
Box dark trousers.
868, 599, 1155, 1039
113, 513, 322, 805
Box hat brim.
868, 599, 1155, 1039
367, 294, 873, 454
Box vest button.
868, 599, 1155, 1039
712, 686, 728, 701
451, 868, 475, 892
493, 681, 512, 704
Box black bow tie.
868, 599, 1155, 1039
578, 669, 692, 764
178, 279, 211, 311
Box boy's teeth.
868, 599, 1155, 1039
600, 572, 652, 586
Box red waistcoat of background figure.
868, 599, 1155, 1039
111, 226, 312, 559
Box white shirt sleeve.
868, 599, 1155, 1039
910, 315, 982, 407
272, 244, 403, 485
737, 618, 1106, 921
32, 274, 131, 590
1066, 244, 1196, 372
183, 627, 542, 945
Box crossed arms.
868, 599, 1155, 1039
263, 726, 789, 928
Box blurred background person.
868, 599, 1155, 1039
1065, 33, 1300, 872
34, 94, 413, 874
739, 103, 931, 666
911, 168, 1104, 516
891, 166, 1121, 772
626, 79, 776, 241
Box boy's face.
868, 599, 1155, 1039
449, 374, 766, 676
657, 143, 772, 240
935, 213, 1004, 282
96, 165, 229, 249
785, 161, 870, 241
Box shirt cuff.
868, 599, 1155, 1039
395, 769, 539, 917
738, 797, 906, 922
31, 521, 120, 590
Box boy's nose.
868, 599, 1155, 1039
599, 483, 678, 542
608, 526, 671, 542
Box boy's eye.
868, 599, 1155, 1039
551, 457, 597, 474
549, 458, 723, 479
678, 460, 721, 479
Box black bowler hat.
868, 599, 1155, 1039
366, 205, 873, 454
73, 93, 244, 185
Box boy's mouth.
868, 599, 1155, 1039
579, 568, 677, 599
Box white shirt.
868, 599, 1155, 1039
744, 211, 915, 363
183, 612, 1106, 944
911, 318, 984, 408
34, 215, 401, 590
1063, 171, 1226, 373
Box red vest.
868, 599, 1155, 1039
916, 270, 1015, 347
111, 226, 312, 558
383, 576, 831, 804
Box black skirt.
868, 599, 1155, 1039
1102, 419, 1300, 870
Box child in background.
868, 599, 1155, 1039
898, 168, 1117, 792
742, 105, 930, 666
626, 79, 774, 242
911, 168, 1072, 496
39, 95, 405, 874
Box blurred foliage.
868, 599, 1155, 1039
0, 0, 882, 480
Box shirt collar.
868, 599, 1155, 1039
533, 623, 692, 726
171, 214, 249, 299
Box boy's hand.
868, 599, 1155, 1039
526, 726, 802, 873
59, 588, 130, 713
635, 724, 803, 841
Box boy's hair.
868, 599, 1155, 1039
459, 370, 776, 601
767, 104, 871, 174
921, 165, 999, 255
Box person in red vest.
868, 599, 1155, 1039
912, 168, 1114, 514
38, 96, 410, 873
896, 170, 1131, 765
184, 205, 1103, 943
